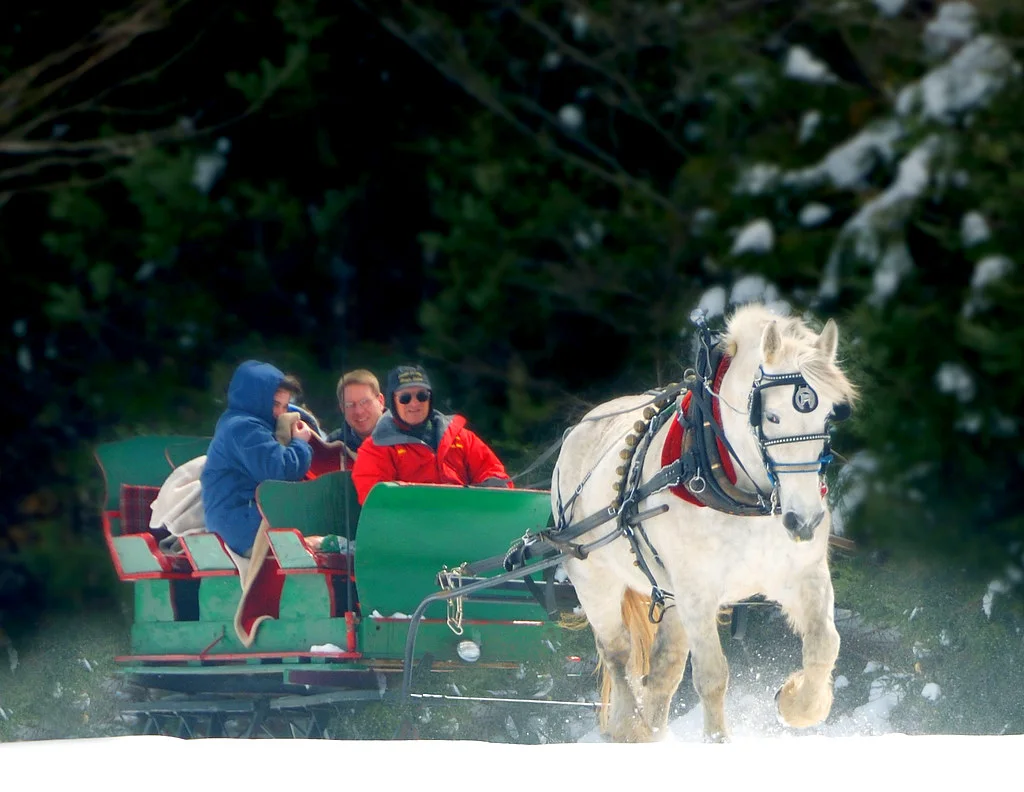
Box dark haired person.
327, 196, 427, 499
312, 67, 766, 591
201, 360, 313, 556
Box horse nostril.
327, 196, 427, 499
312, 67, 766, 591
808, 510, 824, 532
783, 510, 824, 541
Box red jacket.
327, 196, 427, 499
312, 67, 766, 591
351, 412, 513, 504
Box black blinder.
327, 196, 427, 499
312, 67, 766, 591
749, 389, 762, 427
830, 402, 852, 422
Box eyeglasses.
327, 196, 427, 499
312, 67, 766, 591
398, 390, 430, 405
343, 397, 375, 410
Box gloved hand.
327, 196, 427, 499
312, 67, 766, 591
471, 477, 511, 489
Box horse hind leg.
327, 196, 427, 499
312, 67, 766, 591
595, 637, 645, 742
633, 595, 689, 739
592, 589, 658, 743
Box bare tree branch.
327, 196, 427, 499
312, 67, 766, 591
0, 0, 307, 199
505, 3, 693, 160
357, 0, 688, 219
5, 14, 209, 144
0, 1, 182, 129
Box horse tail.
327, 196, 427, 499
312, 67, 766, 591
597, 588, 658, 731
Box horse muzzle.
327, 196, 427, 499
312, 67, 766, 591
783, 509, 823, 543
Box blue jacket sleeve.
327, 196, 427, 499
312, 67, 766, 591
231, 419, 312, 482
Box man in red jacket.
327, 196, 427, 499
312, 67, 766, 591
351, 364, 513, 504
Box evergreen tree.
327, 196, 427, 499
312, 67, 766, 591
369, 0, 1024, 578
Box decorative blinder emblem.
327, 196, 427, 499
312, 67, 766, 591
793, 384, 818, 413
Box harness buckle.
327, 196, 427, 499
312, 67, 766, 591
438, 563, 468, 636
648, 588, 674, 624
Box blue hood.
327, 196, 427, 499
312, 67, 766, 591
201, 358, 312, 555
227, 360, 286, 425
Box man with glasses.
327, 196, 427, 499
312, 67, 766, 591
326, 369, 386, 465
351, 364, 512, 504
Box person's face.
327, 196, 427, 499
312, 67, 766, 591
394, 386, 431, 426
342, 383, 385, 438
272, 388, 291, 419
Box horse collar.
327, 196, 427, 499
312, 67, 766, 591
663, 352, 777, 516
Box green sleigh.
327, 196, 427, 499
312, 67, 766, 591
95, 435, 578, 734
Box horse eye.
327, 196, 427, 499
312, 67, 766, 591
765, 412, 781, 424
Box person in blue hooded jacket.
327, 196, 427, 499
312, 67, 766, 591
201, 360, 314, 555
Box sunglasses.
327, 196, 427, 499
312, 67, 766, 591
398, 390, 430, 405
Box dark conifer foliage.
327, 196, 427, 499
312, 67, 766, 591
2, 0, 1024, 614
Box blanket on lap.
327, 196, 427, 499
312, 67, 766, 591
233, 521, 282, 647
149, 455, 207, 537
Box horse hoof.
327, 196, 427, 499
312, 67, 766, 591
776, 675, 832, 729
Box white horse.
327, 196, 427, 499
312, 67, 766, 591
551, 303, 857, 742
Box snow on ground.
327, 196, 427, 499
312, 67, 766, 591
3, 730, 1022, 791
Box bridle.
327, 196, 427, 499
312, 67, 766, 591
747, 366, 848, 493
689, 310, 850, 511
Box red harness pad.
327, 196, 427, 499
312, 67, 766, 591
660, 359, 737, 505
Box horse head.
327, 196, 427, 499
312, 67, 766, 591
722, 307, 857, 542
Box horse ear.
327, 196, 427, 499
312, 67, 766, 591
761, 321, 782, 364
817, 318, 839, 361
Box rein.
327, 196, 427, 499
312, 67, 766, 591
509, 383, 691, 488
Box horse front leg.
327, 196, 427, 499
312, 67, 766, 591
776, 566, 841, 729
637, 610, 689, 739
680, 601, 730, 742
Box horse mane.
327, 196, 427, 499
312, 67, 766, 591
722, 304, 859, 405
